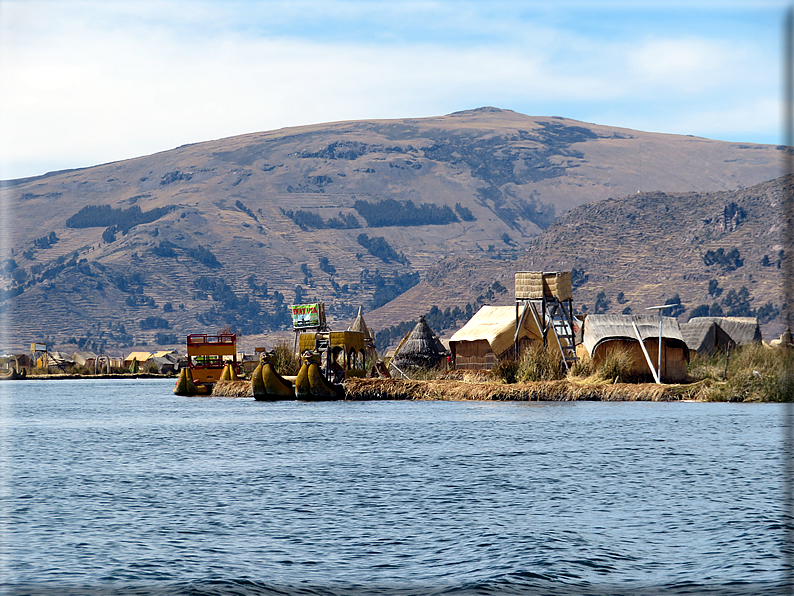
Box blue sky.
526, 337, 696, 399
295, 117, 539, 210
0, 0, 789, 180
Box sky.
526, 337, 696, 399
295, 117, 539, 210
0, 0, 790, 181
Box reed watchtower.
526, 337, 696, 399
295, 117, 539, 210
514, 271, 578, 371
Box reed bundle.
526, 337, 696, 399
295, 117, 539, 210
212, 380, 253, 397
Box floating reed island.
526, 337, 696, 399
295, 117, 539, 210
211, 376, 706, 402
209, 340, 794, 403
335, 377, 703, 401
191, 272, 794, 403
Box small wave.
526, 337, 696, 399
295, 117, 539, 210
1, 579, 789, 596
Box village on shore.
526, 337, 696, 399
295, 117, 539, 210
2, 271, 792, 402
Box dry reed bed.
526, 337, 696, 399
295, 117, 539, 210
212, 380, 253, 397
211, 378, 703, 401
340, 378, 698, 401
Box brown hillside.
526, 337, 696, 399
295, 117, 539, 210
368, 176, 790, 347
0, 108, 787, 354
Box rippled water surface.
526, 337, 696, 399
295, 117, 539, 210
0, 379, 790, 595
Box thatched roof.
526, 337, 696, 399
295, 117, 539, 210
450, 305, 543, 358
47, 351, 73, 363
582, 314, 686, 357
393, 316, 446, 368
150, 356, 178, 372
71, 350, 98, 365
124, 351, 153, 364
348, 305, 373, 340
684, 317, 761, 347
680, 319, 733, 354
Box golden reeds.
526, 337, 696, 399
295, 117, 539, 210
271, 341, 301, 376
208, 344, 794, 402
212, 380, 253, 398
687, 343, 794, 402
593, 345, 635, 383
518, 344, 565, 382
343, 378, 689, 402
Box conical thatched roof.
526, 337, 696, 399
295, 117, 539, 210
348, 305, 378, 360
348, 305, 373, 340
392, 316, 446, 369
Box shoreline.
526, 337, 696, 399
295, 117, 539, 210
1, 372, 174, 381
212, 377, 710, 402
1, 374, 760, 402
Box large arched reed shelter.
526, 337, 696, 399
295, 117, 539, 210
578, 314, 690, 383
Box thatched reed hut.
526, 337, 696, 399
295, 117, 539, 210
348, 305, 378, 361
449, 304, 558, 370
579, 314, 690, 382
680, 316, 761, 354
391, 316, 447, 370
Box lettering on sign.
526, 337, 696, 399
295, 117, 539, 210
290, 303, 325, 329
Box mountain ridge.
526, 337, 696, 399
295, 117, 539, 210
368, 175, 789, 349
0, 108, 787, 354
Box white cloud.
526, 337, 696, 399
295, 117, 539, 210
0, 0, 785, 179
672, 97, 781, 141
625, 36, 763, 94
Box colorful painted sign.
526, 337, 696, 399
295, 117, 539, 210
290, 303, 325, 329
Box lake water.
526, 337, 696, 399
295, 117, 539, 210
0, 378, 791, 595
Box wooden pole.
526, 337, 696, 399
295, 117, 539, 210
633, 320, 660, 384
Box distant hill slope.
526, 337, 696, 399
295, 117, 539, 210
368, 175, 790, 349
0, 108, 787, 353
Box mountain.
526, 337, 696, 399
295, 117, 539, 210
368, 175, 791, 349
0, 107, 787, 354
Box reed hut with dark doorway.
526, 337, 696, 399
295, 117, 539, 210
391, 316, 447, 370
680, 316, 761, 355
579, 314, 690, 382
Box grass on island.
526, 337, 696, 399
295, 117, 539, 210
684, 343, 794, 402
22, 340, 790, 403
353, 343, 794, 403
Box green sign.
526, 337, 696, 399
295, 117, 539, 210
290, 303, 324, 329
